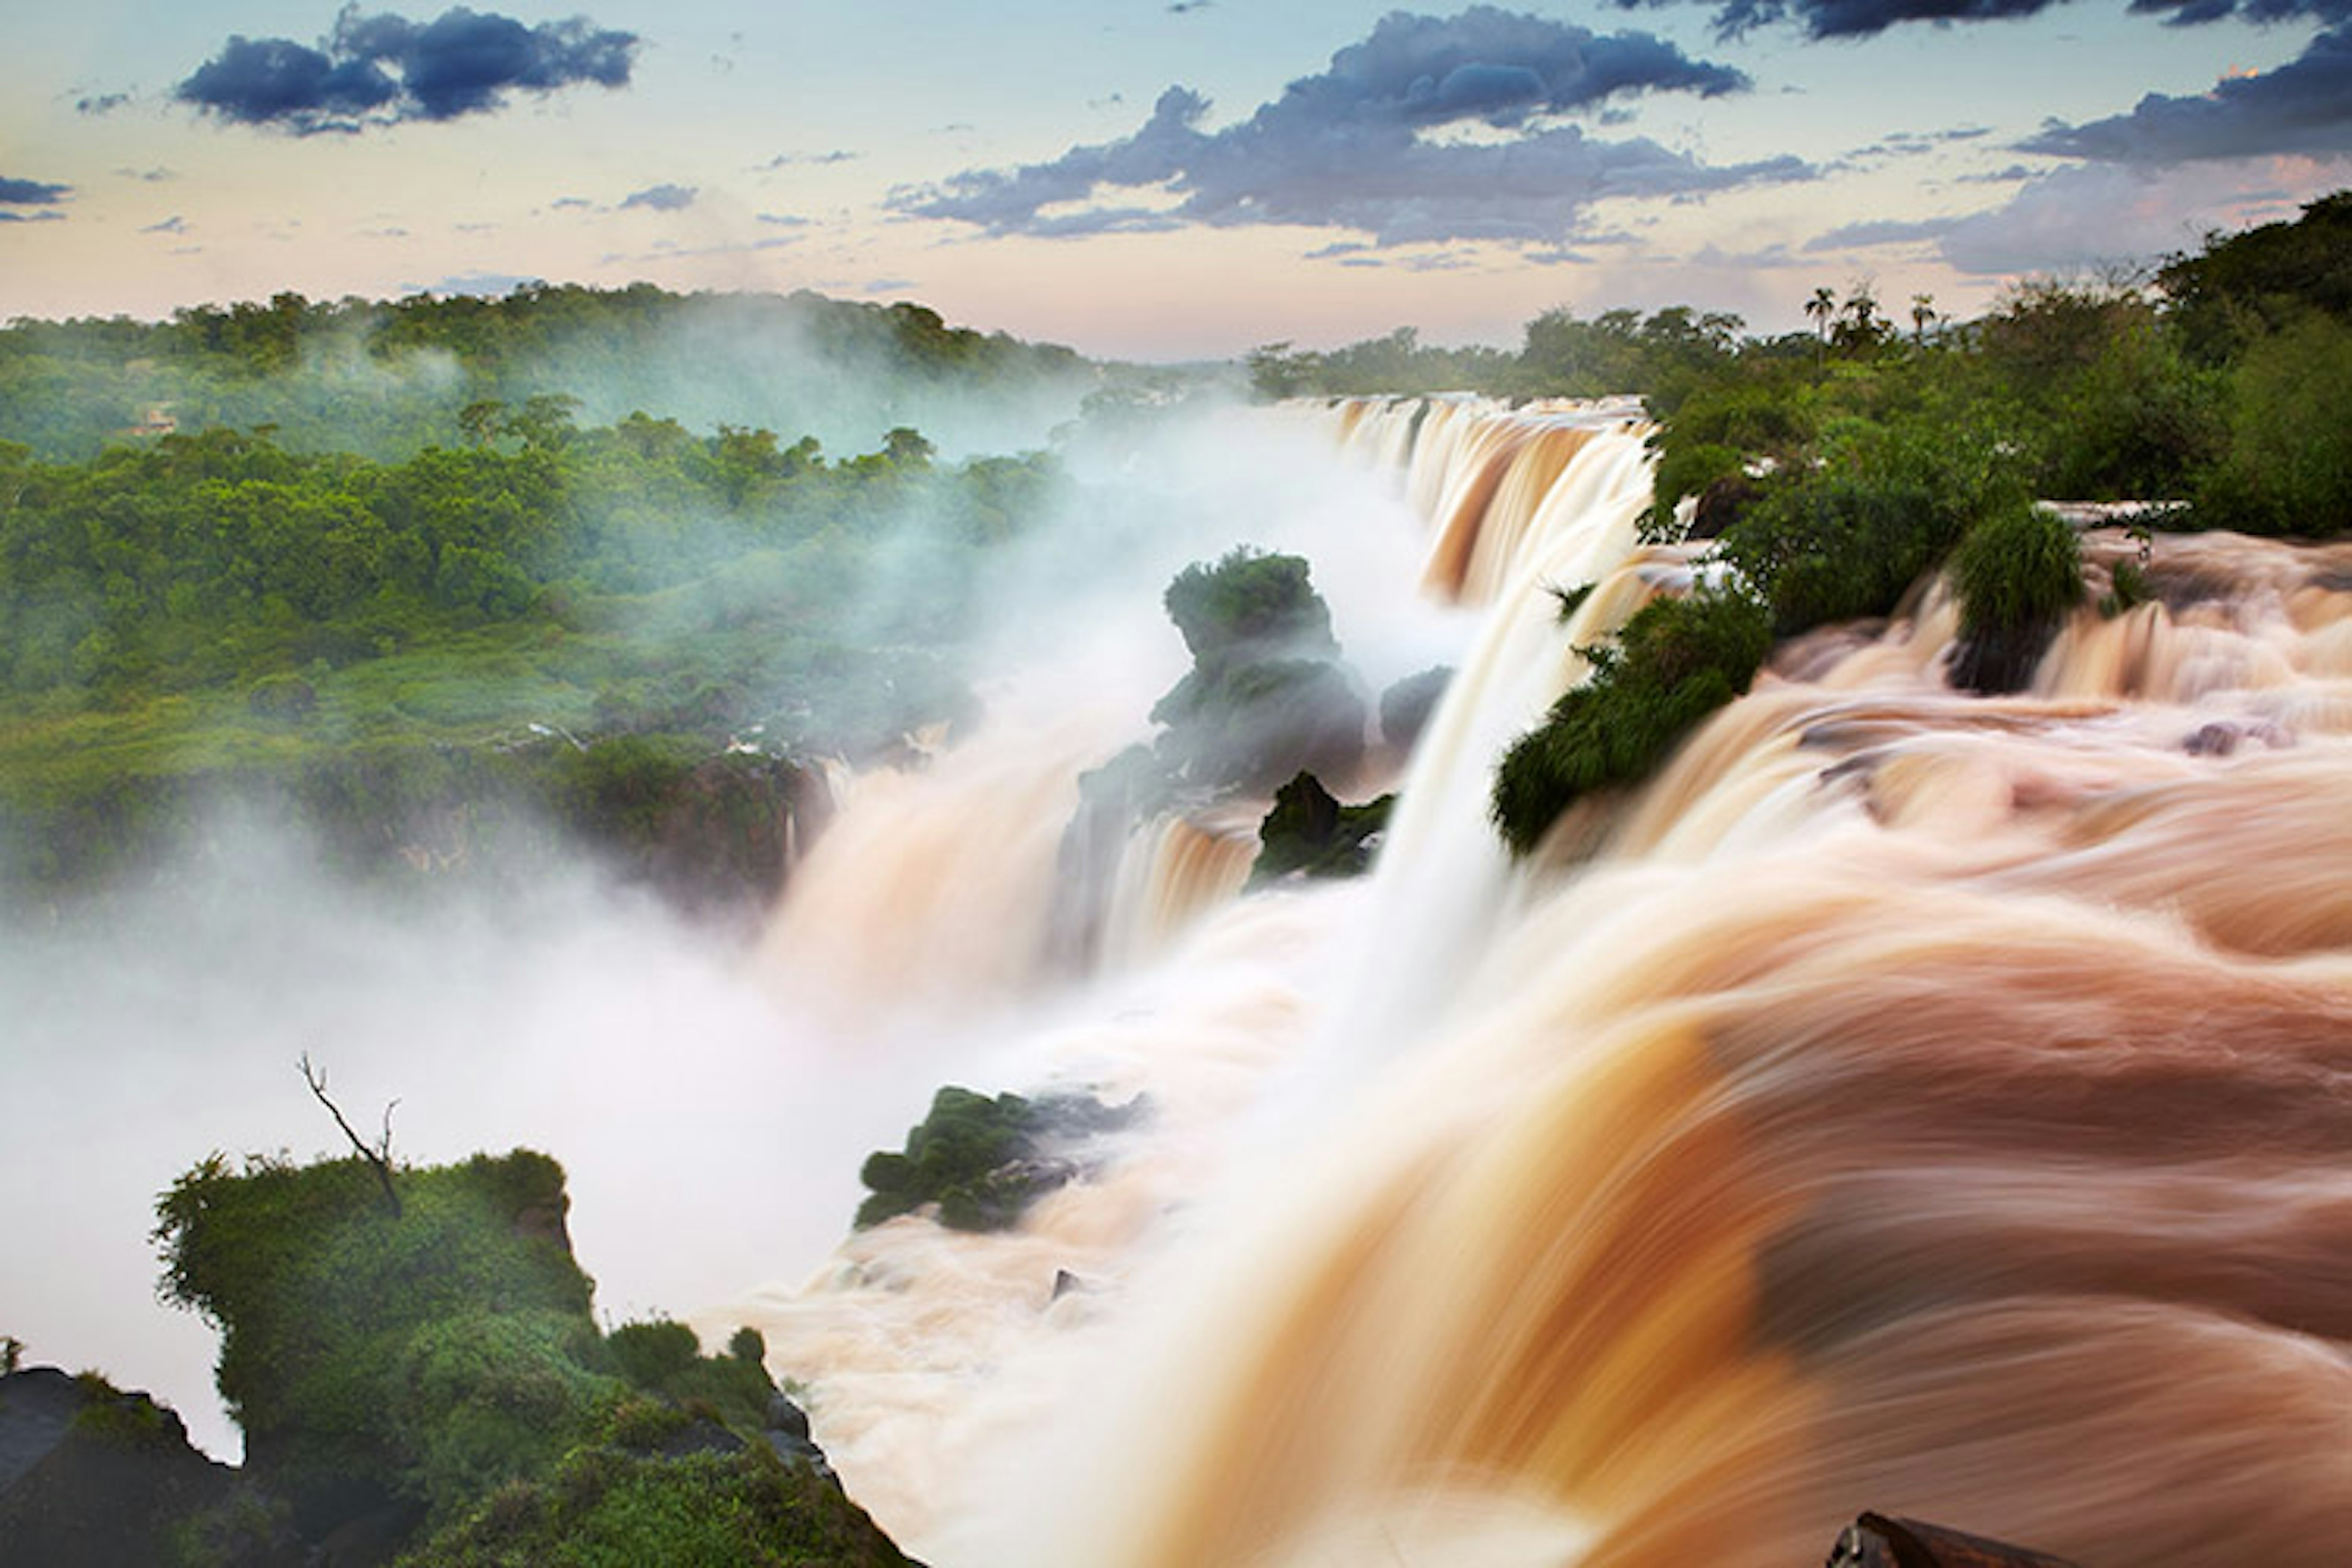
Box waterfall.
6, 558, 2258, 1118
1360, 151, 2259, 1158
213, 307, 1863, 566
731, 398, 2352, 1568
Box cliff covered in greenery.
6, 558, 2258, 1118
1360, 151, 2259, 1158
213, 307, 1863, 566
138, 1142, 913, 1565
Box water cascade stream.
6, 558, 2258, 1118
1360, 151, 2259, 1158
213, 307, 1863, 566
731, 398, 2352, 1568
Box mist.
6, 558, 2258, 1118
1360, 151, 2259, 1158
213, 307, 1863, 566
0, 386, 1471, 1474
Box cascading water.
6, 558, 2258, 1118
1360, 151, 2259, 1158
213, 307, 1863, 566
731, 398, 2352, 1568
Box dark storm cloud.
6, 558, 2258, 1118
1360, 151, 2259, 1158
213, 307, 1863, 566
0, 178, 70, 206
892, 7, 1796, 248
2022, 26, 2352, 161
1627, 0, 2346, 39
177, 6, 637, 134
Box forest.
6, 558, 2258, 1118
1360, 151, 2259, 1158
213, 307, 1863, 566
0, 285, 1096, 899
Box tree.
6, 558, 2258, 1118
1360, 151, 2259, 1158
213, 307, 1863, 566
1911, 293, 1938, 344
1805, 286, 1838, 344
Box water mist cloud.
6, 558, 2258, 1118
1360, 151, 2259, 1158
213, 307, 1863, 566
176, 6, 638, 135
892, 7, 1804, 249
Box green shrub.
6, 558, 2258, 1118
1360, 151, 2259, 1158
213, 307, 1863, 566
399, 1443, 915, 1568
1491, 586, 1772, 857
605, 1321, 701, 1390
856, 1087, 1052, 1232
1161, 547, 1336, 665
1948, 504, 2084, 693
1714, 413, 2028, 636
2188, 314, 2352, 536
390, 1310, 616, 1512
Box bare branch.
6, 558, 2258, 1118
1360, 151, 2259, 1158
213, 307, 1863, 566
298, 1053, 402, 1218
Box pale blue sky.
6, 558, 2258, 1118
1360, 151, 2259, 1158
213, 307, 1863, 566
4, 0, 2347, 356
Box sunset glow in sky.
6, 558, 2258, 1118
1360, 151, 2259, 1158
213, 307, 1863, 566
7, 0, 2350, 358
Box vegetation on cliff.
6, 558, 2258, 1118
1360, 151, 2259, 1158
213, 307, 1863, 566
856, 1085, 1140, 1232
147, 1139, 879, 1562
1148, 547, 1367, 796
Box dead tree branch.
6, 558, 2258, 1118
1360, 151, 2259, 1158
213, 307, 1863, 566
298, 1053, 402, 1218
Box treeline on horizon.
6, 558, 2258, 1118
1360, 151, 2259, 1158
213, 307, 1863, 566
1251, 189, 2352, 540
0, 282, 1094, 463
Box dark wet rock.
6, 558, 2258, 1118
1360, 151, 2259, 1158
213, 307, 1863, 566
1379, 666, 1452, 752
0, 1367, 304, 1568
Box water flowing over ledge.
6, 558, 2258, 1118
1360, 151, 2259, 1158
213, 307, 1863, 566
728, 397, 2352, 1568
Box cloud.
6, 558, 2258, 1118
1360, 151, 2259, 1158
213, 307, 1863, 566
177, 6, 637, 134
1631, 0, 2345, 40
2021, 26, 2352, 162
0, 211, 66, 225
1804, 214, 1960, 249
1684, 0, 2063, 39
756, 212, 812, 227
893, 6, 1797, 248
620, 183, 696, 213
141, 215, 189, 235
2128, 0, 2352, 23
1, 178, 70, 206
115, 167, 179, 183
409, 269, 543, 296
76, 91, 130, 116
755, 150, 859, 170
1931, 158, 2349, 273
1847, 125, 1991, 160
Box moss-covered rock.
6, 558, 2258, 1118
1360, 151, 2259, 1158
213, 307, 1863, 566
0, 1365, 305, 1568
152, 1148, 607, 1536
1948, 503, 2084, 694
1377, 666, 1451, 752
856, 1087, 1139, 1232
1248, 771, 1393, 886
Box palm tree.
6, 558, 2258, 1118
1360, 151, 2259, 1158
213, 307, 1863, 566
1910, 293, 1937, 345
1839, 284, 1882, 346
1806, 286, 1837, 343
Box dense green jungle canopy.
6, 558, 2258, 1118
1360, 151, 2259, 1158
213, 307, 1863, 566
0, 285, 1111, 893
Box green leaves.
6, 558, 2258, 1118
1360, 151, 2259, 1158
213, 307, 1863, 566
1491, 586, 1771, 858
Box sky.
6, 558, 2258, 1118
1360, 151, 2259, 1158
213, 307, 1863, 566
4, 0, 2350, 359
